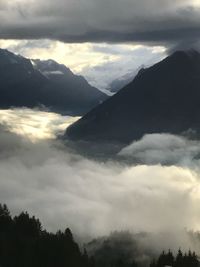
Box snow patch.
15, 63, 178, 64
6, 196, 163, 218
43, 70, 64, 75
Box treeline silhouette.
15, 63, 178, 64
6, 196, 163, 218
0, 203, 199, 267
150, 249, 199, 267
0, 204, 95, 267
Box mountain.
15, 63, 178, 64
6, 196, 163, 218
66, 50, 200, 144
108, 76, 133, 93
107, 72, 134, 93
0, 49, 107, 115
107, 66, 146, 93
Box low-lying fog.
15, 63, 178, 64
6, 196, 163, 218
1, 108, 200, 255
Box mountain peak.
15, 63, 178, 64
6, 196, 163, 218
166, 49, 200, 66
0, 48, 29, 66
31, 59, 73, 76
171, 49, 200, 58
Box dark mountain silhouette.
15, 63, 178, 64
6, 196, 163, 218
66, 50, 200, 143
0, 49, 107, 115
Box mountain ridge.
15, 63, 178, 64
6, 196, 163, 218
0, 48, 107, 115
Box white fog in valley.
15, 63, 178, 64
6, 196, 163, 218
1, 108, 200, 253
0, 108, 80, 141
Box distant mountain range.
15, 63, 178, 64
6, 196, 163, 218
67, 50, 200, 144
107, 71, 136, 93
107, 65, 146, 94
0, 49, 107, 115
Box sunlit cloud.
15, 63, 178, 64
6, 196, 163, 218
0, 108, 79, 141
0, 39, 118, 73
192, 0, 200, 7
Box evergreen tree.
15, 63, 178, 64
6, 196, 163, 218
174, 249, 183, 267
149, 259, 156, 267
151, 249, 199, 267
0, 203, 95, 267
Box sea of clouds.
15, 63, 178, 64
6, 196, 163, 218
0, 108, 200, 256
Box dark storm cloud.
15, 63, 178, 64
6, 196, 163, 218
0, 0, 200, 49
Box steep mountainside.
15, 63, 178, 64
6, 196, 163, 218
67, 50, 200, 143
0, 49, 107, 115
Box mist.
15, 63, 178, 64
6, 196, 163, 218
1, 108, 200, 258
118, 133, 200, 166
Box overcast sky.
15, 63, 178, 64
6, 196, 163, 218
1, 0, 200, 88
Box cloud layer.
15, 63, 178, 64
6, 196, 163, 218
1, 108, 200, 248
0, 108, 79, 141
0, 0, 200, 49
119, 133, 200, 166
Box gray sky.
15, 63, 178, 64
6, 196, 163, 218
0, 0, 200, 47
0, 0, 200, 88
